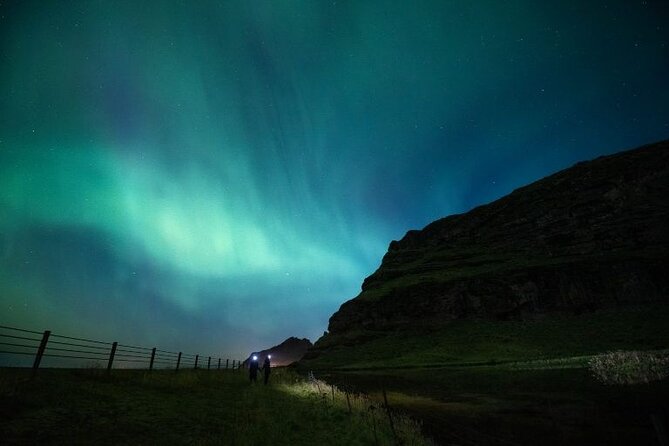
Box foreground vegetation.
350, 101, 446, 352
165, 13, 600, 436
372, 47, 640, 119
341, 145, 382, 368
3, 307, 667, 445
0, 367, 430, 445
319, 363, 668, 445
300, 306, 669, 445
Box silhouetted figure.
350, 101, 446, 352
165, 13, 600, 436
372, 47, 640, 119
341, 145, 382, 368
262, 355, 271, 385
249, 355, 259, 383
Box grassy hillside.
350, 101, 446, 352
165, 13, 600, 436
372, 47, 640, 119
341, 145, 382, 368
327, 142, 669, 337
307, 305, 669, 370
0, 368, 430, 445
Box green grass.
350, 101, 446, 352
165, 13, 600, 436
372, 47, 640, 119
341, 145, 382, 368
318, 363, 669, 446
356, 244, 591, 303
0, 368, 431, 445
301, 305, 669, 445
358, 244, 668, 303
307, 305, 669, 370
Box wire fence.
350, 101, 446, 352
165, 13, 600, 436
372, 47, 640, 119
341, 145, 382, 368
0, 324, 243, 374
303, 371, 436, 446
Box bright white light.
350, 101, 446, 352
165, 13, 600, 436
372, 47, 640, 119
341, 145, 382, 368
268, 355, 271, 359
252, 355, 258, 360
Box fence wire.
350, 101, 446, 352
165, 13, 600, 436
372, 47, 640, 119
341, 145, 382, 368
0, 324, 242, 372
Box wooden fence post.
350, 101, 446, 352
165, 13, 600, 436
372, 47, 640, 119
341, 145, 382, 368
107, 341, 118, 373
226, 359, 229, 369
382, 388, 398, 445
207, 356, 211, 370
176, 352, 182, 372
194, 354, 199, 369
149, 347, 156, 371
218, 358, 221, 370
32, 330, 51, 376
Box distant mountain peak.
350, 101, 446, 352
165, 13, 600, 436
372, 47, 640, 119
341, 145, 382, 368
244, 337, 313, 366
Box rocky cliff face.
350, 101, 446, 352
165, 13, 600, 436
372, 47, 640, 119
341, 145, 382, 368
324, 140, 669, 338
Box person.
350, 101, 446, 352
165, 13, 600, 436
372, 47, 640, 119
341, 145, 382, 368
249, 355, 259, 383
261, 355, 271, 385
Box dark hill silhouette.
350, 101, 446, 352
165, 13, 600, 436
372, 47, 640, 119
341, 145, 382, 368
243, 337, 312, 367
305, 139, 669, 364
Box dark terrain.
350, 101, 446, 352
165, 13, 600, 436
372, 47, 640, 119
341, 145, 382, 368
243, 336, 313, 367
300, 140, 669, 445
306, 140, 669, 363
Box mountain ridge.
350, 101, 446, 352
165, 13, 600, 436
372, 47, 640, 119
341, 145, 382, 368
306, 140, 669, 364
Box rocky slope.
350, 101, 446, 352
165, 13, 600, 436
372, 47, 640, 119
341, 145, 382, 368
310, 140, 669, 359
244, 337, 312, 367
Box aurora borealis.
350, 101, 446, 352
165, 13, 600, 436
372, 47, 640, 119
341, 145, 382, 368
1, 1, 668, 360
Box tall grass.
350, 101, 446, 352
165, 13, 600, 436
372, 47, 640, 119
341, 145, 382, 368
277, 370, 432, 446
588, 350, 669, 385
0, 367, 432, 445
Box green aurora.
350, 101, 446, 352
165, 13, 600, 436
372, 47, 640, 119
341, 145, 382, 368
1, 0, 668, 359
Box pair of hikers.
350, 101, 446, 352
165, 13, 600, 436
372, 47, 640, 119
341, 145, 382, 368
248, 355, 271, 384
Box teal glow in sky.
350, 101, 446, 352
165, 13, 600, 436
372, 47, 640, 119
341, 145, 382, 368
1, 1, 668, 359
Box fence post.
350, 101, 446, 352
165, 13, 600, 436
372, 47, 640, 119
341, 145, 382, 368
176, 352, 182, 372
107, 341, 118, 373
208, 356, 211, 370
226, 359, 229, 369
149, 347, 156, 371
32, 330, 51, 376
194, 354, 199, 369
382, 388, 398, 445
218, 358, 221, 370
231, 359, 235, 370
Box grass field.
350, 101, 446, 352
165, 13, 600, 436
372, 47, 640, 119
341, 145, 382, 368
319, 364, 668, 445
3, 307, 667, 445
307, 305, 669, 370
300, 306, 669, 445
0, 367, 430, 445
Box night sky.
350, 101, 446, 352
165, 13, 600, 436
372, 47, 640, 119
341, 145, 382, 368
1, 1, 668, 360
